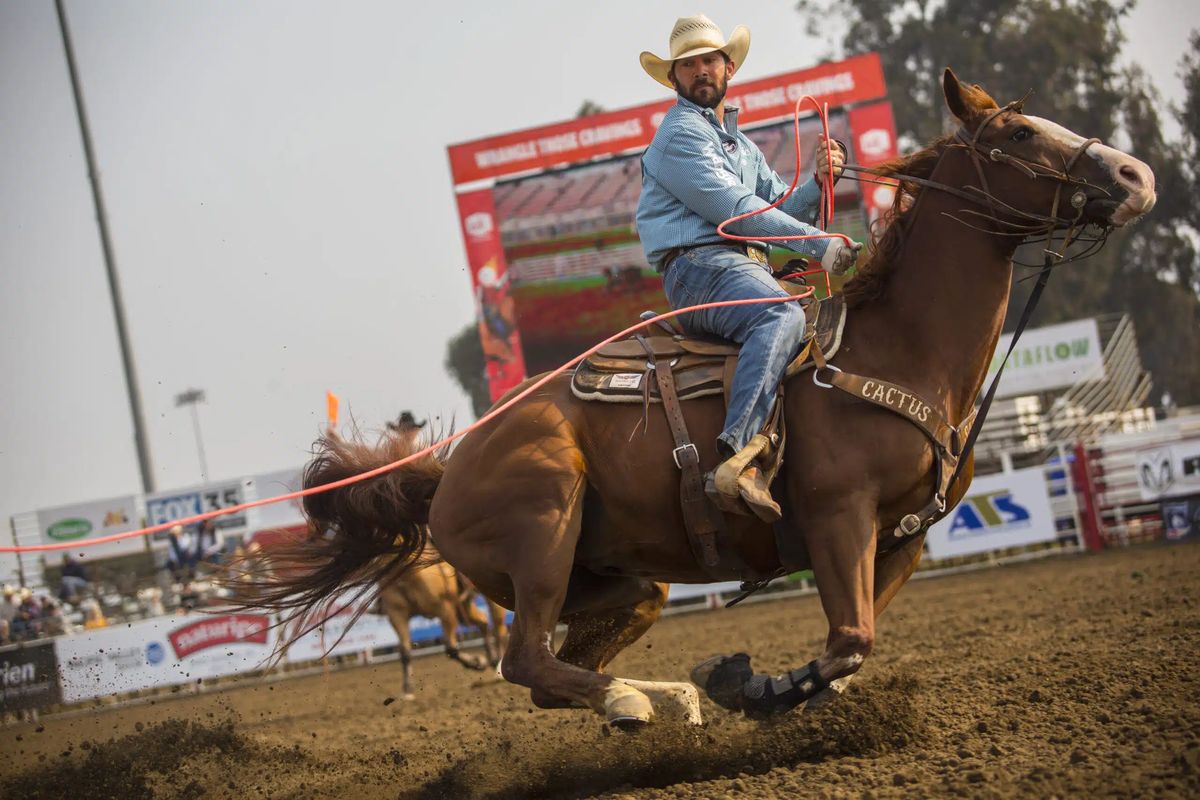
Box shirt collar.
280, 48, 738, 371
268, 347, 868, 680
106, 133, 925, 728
675, 95, 740, 133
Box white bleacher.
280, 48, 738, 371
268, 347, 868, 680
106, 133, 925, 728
507, 242, 650, 285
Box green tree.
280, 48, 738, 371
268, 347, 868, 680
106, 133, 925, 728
444, 322, 492, 419
800, 0, 1200, 403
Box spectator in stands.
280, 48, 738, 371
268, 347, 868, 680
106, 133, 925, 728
81, 598, 107, 630
195, 520, 226, 571
59, 554, 91, 604
12, 590, 43, 641
0, 586, 17, 628
0, 618, 10, 646
41, 598, 66, 637
166, 524, 198, 582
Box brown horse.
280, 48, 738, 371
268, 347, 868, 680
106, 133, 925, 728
377, 556, 509, 700
244, 71, 1155, 726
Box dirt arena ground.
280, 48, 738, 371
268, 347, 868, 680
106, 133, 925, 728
2, 541, 1197, 799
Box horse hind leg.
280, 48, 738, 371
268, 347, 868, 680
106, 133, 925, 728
459, 597, 501, 667
547, 572, 701, 726
491, 479, 690, 726
438, 599, 488, 671
381, 597, 416, 700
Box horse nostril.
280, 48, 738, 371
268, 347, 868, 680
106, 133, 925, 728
1118, 164, 1144, 188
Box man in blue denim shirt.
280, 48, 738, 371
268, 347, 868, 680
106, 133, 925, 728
637, 15, 861, 521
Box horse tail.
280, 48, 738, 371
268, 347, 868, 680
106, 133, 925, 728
230, 429, 445, 647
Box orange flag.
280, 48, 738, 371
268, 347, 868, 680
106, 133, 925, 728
326, 391, 339, 429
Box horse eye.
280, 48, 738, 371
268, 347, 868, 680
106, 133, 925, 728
1011, 127, 1034, 142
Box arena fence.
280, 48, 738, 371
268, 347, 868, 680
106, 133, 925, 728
5, 414, 1198, 718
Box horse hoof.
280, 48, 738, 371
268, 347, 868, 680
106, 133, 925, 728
616, 678, 703, 726
607, 715, 650, 733
603, 681, 654, 725
402, 693, 416, 702
805, 675, 853, 711
690, 653, 752, 712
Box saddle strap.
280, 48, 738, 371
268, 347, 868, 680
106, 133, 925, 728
650, 356, 727, 575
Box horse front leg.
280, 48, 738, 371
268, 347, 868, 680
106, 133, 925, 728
692, 498, 879, 718
807, 530, 925, 709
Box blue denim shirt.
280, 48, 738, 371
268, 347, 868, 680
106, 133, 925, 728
637, 96, 830, 271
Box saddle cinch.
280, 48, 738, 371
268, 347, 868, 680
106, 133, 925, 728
571, 290, 847, 582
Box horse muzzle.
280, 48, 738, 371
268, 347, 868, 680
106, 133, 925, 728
1089, 145, 1156, 227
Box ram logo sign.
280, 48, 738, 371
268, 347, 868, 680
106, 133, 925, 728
926, 468, 1055, 559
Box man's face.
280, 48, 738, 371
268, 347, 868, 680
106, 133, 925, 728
669, 51, 734, 108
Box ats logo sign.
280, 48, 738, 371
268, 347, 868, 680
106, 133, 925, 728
947, 490, 1032, 539
926, 467, 1055, 560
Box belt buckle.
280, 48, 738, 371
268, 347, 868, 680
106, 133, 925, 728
672, 443, 699, 469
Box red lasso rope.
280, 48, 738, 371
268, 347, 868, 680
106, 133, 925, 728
3, 96, 847, 554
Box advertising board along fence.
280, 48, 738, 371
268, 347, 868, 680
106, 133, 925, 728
0, 640, 62, 714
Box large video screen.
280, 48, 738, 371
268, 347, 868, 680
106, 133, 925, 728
492, 113, 864, 374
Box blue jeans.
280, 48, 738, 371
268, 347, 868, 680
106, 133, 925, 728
662, 245, 805, 456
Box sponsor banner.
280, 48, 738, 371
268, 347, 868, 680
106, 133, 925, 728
985, 318, 1105, 398
447, 53, 887, 185
926, 467, 1056, 559
457, 188, 528, 401
1161, 495, 1200, 542
36, 494, 139, 545
247, 468, 306, 533
146, 479, 251, 540
55, 611, 276, 702
1135, 438, 1200, 501
847, 101, 899, 225
35, 494, 143, 564
0, 641, 62, 712
284, 610, 401, 663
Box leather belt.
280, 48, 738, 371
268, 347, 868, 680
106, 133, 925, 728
662, 241, 768, 271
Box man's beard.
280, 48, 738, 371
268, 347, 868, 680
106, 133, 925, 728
678, 74, 728, 109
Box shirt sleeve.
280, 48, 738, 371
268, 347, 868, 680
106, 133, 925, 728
643, 122, 831, 258
754, 150, 824, 227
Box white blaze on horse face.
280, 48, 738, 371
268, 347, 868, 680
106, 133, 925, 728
1026, 115, 1157, 225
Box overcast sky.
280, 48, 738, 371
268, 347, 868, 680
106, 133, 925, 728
2, 0, 1196, 579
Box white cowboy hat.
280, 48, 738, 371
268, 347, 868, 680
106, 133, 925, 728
640, 15, 750, 90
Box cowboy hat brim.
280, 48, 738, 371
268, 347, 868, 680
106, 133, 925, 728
640, 25, 749, 89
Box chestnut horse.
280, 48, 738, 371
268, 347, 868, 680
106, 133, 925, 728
244, 71, 1155, 725
377, 556, 509, 700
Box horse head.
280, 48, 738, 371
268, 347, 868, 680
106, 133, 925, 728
942, 68, 1155, 233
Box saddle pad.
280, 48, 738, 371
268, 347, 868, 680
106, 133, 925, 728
571, 294, 847, 404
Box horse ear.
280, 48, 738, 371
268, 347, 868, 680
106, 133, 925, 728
943, 68, 970, 122
943, 68, 1000, 124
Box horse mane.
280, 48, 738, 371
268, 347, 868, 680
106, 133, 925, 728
842, 132, 957, 308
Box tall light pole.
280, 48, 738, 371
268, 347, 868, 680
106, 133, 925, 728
56, 0, 156, 493
175, 389, 209, 481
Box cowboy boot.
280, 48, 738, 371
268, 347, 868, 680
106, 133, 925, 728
707, 435, 782, 523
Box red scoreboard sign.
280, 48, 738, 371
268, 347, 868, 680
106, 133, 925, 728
448, 53, 894, 402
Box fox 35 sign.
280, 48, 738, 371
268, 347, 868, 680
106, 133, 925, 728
926, 467, 1056, 559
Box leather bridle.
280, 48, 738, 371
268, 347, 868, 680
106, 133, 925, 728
839, 99, 1114, 265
